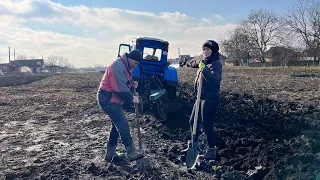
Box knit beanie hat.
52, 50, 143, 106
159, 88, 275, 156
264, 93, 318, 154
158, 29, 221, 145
202, 40, 219, 53
128, 49, 142, 62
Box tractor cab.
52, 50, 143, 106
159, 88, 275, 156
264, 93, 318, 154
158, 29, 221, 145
118, 37, 170, 77
118, 37, 180, 120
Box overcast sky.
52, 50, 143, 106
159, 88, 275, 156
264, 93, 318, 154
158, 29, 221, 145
0, 0, 296, 67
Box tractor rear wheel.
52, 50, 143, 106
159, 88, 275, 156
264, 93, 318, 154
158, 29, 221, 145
166, 86, 177, 99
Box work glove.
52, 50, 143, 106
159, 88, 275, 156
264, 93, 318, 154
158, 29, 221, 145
198, 62, 205, 70
132, 96, 140, 104
132, 81, 138, 89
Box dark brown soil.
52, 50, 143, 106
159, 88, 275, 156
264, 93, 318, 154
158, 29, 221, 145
0, 67, 319, 180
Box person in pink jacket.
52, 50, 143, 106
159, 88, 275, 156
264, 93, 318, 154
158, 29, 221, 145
97, 49, 143, 163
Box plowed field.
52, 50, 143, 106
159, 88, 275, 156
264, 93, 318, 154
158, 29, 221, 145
1, 67, 319, 180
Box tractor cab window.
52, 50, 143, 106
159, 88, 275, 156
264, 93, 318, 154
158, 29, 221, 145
118, 44, 131, 57
143, 47, 161, 61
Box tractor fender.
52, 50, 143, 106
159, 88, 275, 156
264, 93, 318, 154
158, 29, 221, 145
163, 66, 178, 86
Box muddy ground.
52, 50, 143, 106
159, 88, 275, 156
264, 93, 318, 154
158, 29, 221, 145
0, 67, 320, 180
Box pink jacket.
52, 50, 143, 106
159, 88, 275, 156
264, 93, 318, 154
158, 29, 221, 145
99, 54, 133, 105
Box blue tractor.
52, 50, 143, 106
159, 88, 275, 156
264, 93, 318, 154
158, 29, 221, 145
118, 37, 180, 120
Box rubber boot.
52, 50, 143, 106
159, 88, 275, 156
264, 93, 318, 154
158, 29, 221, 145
105, 144, 126, 163
125, 143, 144, 162
181, 140, 199, 154
198, 147, 217, 160
104, 144, 118, 162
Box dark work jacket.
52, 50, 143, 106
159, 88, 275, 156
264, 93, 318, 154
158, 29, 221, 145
194, 52, 222, 102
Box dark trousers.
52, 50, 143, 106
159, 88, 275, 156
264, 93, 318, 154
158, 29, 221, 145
97, 89, 133, 147
189, 99, 219, 148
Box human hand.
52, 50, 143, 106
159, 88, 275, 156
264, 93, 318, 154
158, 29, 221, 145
132, 81, 138, 88
132, 96, 140, 104
199, 62, 205, 70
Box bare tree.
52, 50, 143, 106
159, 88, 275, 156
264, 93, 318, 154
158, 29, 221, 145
28, 56, 37, 59
239, 9, 284, 65
44, 55, 58, 66
284, 0, 320, 65
267, 46, 301, 66
14, 55, 41, 60
57, 57, 69, 67
44, 55, 72, 68
221, 27, 253, 66
16, 55, 28, 60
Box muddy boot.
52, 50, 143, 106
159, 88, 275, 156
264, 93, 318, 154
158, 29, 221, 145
181, 140, 199, 154
125, 143, 144, 162
198, 147, 217, 160
105, 144, 116, 162
105, 144, 126, 162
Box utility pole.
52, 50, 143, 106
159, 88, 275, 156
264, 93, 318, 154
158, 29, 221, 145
14, 49, 15, 60
8, 46, 10, 63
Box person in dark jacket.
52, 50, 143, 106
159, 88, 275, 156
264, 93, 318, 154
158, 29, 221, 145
182, 40, 222, 160
97, 49, 144, 163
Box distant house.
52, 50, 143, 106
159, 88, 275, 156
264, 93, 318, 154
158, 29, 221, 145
167, 58, 179, 64
10, 59, 44, 74
179, 55, 193, 61
299, 47, 319, 66
42, 65, 67, 73
185, 53, 230, 67
255, 46, 317, 66
251, 57, 272, 63
0, 63, 12, 73
179, 55, 194, 67
0, 64, 6, 72
224, 59, 235, 66
248, 50, 274, 67
219, 54, 231, 66
302, 47, 319, 60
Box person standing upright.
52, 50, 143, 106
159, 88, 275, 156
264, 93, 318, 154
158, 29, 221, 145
182, 40, 222, 160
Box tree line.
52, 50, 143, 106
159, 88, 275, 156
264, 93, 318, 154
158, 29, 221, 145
11, 54, 108, 72
13, 54, 74, 68
221, 0, 320, 66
